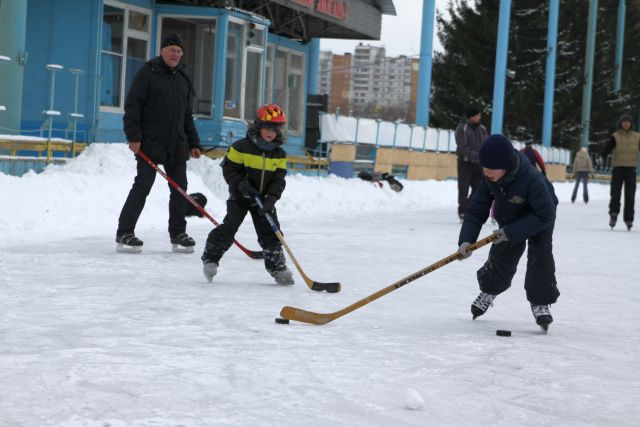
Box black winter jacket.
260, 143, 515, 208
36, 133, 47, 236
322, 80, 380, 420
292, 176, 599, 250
223, 129, 287, 201
458, 150, 558, 246
123, 56, 201, 164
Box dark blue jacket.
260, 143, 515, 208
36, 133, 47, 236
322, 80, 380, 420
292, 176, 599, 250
458, 150, 558, 246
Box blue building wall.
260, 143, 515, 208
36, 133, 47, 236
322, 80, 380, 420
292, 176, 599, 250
20, 0, 311, 156
22, 0, 104, 140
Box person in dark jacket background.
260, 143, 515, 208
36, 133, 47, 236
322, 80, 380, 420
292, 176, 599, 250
520, 140, 546, 175
601, 114, 640, 230
455, 107, 488, 222
201, 104, 293, 285
116, 33, 202, 254
457, 134, 559, 330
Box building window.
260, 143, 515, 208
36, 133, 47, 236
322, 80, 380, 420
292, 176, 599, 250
224, 19, 265, 120
160, 17, 216, 117
100, 1, 150, 111
271, 46, 305, 134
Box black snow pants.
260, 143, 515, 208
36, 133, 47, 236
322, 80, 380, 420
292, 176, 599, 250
476, 232, 559, 305
457, 158, 483, 217
609, 166, 637, 223
201, 199, 286, 273
117, 158, 187, 238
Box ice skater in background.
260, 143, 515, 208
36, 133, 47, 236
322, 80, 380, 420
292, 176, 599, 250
457, 134, 560, 331
201, 104, 294, 285
571, 147, 594, 204
601, 114, 640, 230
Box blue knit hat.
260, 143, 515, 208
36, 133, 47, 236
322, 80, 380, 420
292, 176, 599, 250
479, 134, 515, 169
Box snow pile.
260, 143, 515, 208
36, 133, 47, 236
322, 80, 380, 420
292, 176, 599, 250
1, 142, 609, 244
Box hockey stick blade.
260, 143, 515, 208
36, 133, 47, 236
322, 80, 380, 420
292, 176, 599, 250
137, 151, 263, 259
255, 196, 341, 292
280, 234, 498, 324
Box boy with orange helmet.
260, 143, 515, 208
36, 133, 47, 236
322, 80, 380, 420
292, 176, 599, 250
201, 104, 294, 285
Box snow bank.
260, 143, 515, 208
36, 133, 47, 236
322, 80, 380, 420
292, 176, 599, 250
1, 143, 609, 243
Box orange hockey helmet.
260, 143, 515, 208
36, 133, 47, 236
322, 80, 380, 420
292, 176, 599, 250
256, 104, 287, 126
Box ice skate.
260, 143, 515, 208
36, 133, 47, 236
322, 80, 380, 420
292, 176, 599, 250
531, 304, 553, 331
203, 262, 218, 283
269, 268, 295, 285
625, 221, 633, 231
116, 233, 143, 253
171, 232, 195, 253
471, 291, 496, 319
609, 214, 618, 229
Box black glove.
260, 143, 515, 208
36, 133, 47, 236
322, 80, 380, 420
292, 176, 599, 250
237, 180, 259, 199
260, 196, 277, 216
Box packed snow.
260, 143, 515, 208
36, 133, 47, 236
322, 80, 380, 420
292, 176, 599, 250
1, 143, 638, 426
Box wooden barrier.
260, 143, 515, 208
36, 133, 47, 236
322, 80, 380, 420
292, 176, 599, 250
0, 138, 86, 161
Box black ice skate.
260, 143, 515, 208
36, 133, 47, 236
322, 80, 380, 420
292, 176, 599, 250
116, 233, 143, 253
609, 214, 618, 229
531, 304, 553, 331
471, 292, 496, 319
171, 232, 195, 253
625, 221, 633, 231
202, 262, 218, 283
269, 268, 295, 285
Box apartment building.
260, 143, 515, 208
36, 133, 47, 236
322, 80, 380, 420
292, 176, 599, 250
319, 43, 415, 120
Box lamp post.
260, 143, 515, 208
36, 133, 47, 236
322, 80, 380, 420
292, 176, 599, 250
44, 64, 63, 162
69, 68, 85, 156
0, 55, 11, 113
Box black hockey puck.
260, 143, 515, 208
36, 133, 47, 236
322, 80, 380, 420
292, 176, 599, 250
275, 317, 290, 324
496, 329, 512, 337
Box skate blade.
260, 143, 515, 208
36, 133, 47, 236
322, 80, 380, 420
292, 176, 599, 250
116, 244, 142, 254
172, 244, 194, 253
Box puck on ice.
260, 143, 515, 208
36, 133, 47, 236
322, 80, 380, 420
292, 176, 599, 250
496, 329, 511, 337
275, 317, 290, 324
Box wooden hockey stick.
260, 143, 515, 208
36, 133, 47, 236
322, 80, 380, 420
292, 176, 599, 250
138, 151, 263, 259
280, 234, 498, 324
255, 196, 341, 293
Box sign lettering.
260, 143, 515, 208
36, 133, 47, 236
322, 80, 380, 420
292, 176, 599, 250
316, 0, 347, 20
291, 0, 349, 21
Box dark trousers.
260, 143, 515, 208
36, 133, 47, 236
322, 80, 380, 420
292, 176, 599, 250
202, 199, 283, 271
609, 167, 637, 222
457, 159, 483, 217
476, 232, 559, 305
571, 171, 590, 203
117, 159, 188, 237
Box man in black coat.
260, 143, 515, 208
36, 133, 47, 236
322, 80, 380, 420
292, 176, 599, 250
116, 33, 202, 253
457, 134, 559, 330
455, 107, 487, 222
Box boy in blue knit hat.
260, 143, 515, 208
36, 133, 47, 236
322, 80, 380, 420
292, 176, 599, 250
456, 134, 560, 331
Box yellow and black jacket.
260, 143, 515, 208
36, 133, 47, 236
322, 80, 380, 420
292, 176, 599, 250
223, 130, 287, 201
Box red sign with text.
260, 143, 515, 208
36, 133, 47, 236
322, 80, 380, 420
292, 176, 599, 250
291, 0, 348, 21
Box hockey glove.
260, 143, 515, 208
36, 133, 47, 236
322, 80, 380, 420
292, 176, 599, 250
492, 228, 509, 244
457, 242, 472, 260
237, 180, 259, 199
259, 196, 277, 216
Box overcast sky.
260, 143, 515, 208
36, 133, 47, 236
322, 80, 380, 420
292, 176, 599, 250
320, 0, 453, 57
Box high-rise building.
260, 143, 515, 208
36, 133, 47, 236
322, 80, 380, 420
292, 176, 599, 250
318, 44, 417, 121
318, 51, 352, 114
